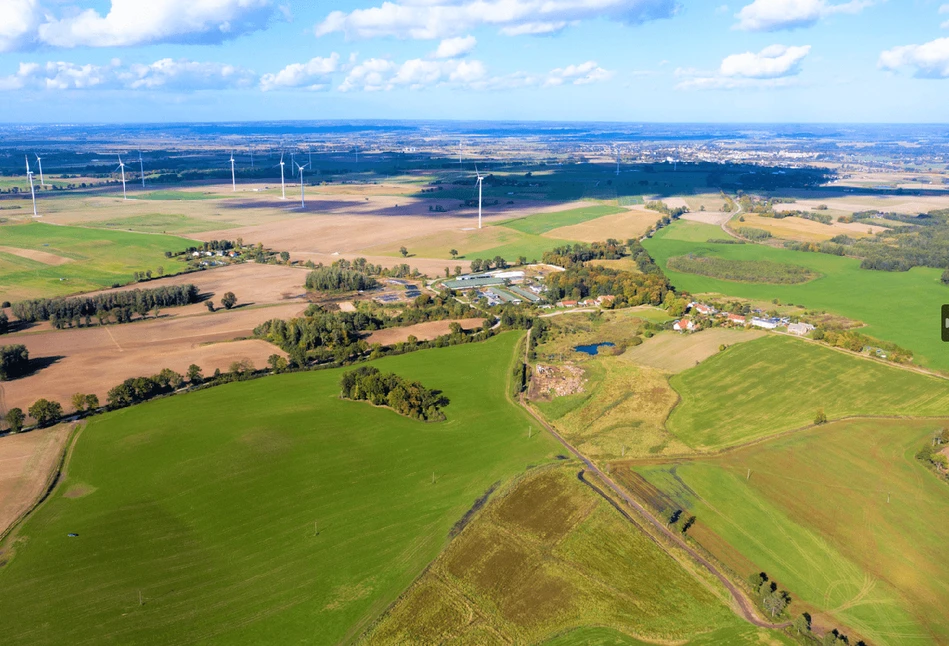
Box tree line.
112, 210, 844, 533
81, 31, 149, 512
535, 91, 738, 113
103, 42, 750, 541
339, 366, 448, 422
11, 284, 199, 327
305, 266, 378, 293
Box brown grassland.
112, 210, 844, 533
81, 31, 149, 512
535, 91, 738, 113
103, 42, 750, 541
620, 329, 765, 374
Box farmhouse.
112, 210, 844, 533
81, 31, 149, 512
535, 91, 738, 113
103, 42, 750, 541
673, 318, 696, 332
559, 300, 578, 308
689, 301, 717, 316
726, 313, 746, 324
788, 322, 816, 336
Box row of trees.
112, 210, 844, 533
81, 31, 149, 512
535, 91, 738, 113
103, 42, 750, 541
543, 239, 628, 266
0, 344, 29, 381
11, 284, 199, 326
339, 366, 449, 422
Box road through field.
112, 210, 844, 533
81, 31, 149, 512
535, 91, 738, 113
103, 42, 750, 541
520, 331, 786, 630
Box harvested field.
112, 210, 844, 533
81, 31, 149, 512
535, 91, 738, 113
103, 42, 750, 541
0, 424, 72, 538
0, 246, 72, 266
544, 206, 659, 242
365, 318, 486, 345
681, 211, 732, 226
364, 466, 745, 644
1, 304, 301, 412
621, 329, 765, 373
738, 213, 885, 242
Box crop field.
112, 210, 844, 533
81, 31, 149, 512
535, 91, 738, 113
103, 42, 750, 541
545, 206, 659, 243
667, 335, 949, 450
643, 220, 949, 371
84, 213, 236, 234
0, 333, 558, 645
632, 417, 949, 645
363, 466, 752, 644
0, 222, 196, 300
738, 213, 885, 242
498, 203, 624, 235
621, 328, 765, 373
666, 255, 818, 284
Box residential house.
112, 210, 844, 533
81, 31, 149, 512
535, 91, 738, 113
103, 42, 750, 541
673, 318, 696, 332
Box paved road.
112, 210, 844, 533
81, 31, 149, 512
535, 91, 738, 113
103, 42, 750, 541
519, 330, 788, 630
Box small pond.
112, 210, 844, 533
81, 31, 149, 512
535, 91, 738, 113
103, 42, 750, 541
574, 342, 615, 356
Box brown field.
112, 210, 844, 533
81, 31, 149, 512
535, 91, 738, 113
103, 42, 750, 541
0, 246, 72, 266
621, 328, 765, 373
737, 213, 885, 242
1, 303, 300, 412
770, 193, 949, 216
543, 206, 659, 242
681, 211, 732, 226
0, 424, 73, 538
587, 257, 640, 272
365, 318, 485, 345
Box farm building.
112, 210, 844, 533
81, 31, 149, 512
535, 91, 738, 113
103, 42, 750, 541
689, 302, 717, 316
443, 276, 504, 290
751, 317, 779, 330
673, 318, 696, 332
788, 322, 816, 336
726, 313, 746, 324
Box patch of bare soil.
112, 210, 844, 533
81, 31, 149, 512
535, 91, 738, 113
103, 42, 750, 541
0, 424, 72, 537
681, 211, 732, 225
365, 318, 485, 346
1, 303, 300, 412
0, 246, 73, 266
529, 364, 585, 399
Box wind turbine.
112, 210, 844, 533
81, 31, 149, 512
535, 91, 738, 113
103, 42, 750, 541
277, 152, 287, 200
459, 139, 463, 168
230, 153, 236, 192
25, 155, 37, 217
115, 155, 127, 200
138, 151, 145, 188
475, 164, 484, 229
34, 154, 46, 187
295, 161, 309, 208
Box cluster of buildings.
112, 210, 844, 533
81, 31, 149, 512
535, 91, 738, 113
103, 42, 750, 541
673, 301, 816, 336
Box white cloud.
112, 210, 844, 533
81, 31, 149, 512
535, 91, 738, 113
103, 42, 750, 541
940, 3, 949, 28
545, 61, 614, 85
879, 38, 949, 79
432, 35, 476, 58
0, 57, 256, 91
315, 0, 677, 40
37, 0, 279, 48
260, 54, 340, 91
677, 44, 810, 89
0, 0, 41, 53
734, 0, 872, 31
338, 58, 398, 92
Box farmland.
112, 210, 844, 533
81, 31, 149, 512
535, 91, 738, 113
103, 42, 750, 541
631, 417, 949, 645
0, 222, 195, 300
0, 333, 558, 645
498, 203, 624, 235
643, 220, 949, 372
667, 335, 949, 450
364, 466, 759, 644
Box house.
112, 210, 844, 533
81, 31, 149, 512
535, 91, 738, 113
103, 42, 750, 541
673, 318, 696, 332
690, 302, 717, 316
751, 317, 778, 330
726, 313, 746, 324
788, 322, 816, 336
559, 300, 578, 308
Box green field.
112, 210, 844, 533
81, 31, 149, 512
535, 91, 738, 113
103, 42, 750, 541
499, 204, 624, 236
545, 625, 793, 645
633, 417, 949, 645
139, 190, 223, 201
643, 220, 949, 371
365, 466, 755, 644
0, 222, 196, 300
84, 213, 237, 234
0, 334, 557, 644
667, 335, 949, 450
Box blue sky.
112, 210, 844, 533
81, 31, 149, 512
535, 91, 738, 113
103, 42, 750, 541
1, 0, 948, 123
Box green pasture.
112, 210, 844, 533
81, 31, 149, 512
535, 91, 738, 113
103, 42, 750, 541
83, 213, 236, 235
498, 204, 624, 236
667, 335, 949, 450
0, 222, 195, 301
643, 220, 949, 371
0, 333, 557, 645
635, 417, 949, 645
138, 190, 222, 201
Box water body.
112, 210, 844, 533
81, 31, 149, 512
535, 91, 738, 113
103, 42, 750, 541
574, 342, 615, 356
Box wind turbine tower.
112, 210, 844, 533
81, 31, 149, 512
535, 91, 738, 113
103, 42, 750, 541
616, 147, 620, 176
278, 153, 287, 199
116, 155, 128, 200
25, 155, 37, 217
230, 153, 236, 192
35, 154, 46, 187
476, 165, 484, 229
295, 161, 309, 208
138, 151, 145, 188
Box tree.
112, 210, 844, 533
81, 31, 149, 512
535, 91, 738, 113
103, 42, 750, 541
221, 292, 238, 310
85, 394, 99, 411
516, 255, 527, 266
72, 392, 88, 413
0, 344, 30, 381
29, 399, 63, 427
0, 311, 7, 335
187, 364, 203, 384
449, 249, 458, 259
206, 301, 215, 312
762, 591, 789, 617
280, 251, 290, 263
470, 259, 483, 273
399, 246, 409, 258
815, 408, 828, 425
454, 266, 461, 276
5, 408, 24, 433
268, 354, 288, 372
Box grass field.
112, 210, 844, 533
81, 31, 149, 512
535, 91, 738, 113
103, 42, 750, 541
0, 333, 557, 645
139, 191, 223, 201
83, 213, 237, 234
544, 625, 794, 645
632, 417, 949, 645
643, 220, 949, 371
666, 335, 949, 450
364, 224, 571, 263
364, 466, 754, 644
621, 328, 765, 373
0, 222, 196, 300
498, 204, 624, 235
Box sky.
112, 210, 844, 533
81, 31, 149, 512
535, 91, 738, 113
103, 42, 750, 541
1, 0, 948, 123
